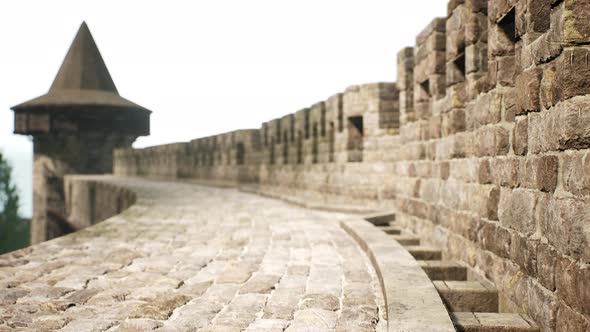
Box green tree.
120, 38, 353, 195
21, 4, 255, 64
0, 152, 29, 254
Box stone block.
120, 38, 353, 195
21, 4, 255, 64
527, 112, 544, 154
129, 294, 191, 320
491, 157, 520, 188
498, 188, 536, 235
466, 0, 488, 14
488, 0, 516, 23
364, 211, 395, 226
419, 260, 467, 281
501, 87, 516, 122
536, 243, 557, 291
380, 225, 401, 235
557, 256, 582, 314
448, 83, 469, 108
513, 116, 528, 155
540, 63, 557, 109
455, 312, 540, 331
405, 246, 442, 260
471, 184, 500, 221
563, 0, 590, 44
0, 289, 29, 305
526, 0, 551, 33
446, 6, 468, 61
515, 1, 528, 39
556, 301, 590, 331
468, 72, 493, 99
442, 109, 466, 136
516, 68, 543, 115
434, 280, 498, 312
416, 18, 446, 45
555, 97, 590, 150
466, 44, 486, 75
429, 115, 442, 140
520, 155, 558, 192
391, 235, 420, 246
299, 293, 340, 311
477, 220, 511, 258
240, 274, 281, 294
577, 263, 590, 317
560, 152, 590, 196
447, 61, 467, 88
554, 47, 590, 102
475, 126, 510, 157
466, 11, 488, 44
528, 4, 564, 66
289, 308, 337, 330
489, 22, 516, 57
527, 276, 559, 330
466, 92, 502, 131
510, 233, 538, 276
449, 158, 477, 183
478, 159, 492, 184
541, 198, 590, 261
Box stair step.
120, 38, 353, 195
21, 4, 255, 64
452, 312, 539, 332
405, 246, 442, 260
364, 211, 396, 226
419, 260, 467, 281
390, 235, 420, 246
434, 281, 498, 312
379, 226, 402, 235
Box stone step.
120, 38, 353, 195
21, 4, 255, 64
405, 245, 442, 260
379, 226, 401, 235
364, 211, 396, 226
418, 260, 467, 281
433, 281, 498, 313
390, 235, 420, 246
451, 312, 539, 332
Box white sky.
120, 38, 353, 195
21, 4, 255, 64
0, 0, 448, 217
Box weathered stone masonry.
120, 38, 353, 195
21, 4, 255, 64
114, 1, 590, 330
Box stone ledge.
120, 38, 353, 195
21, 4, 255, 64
242, 186, 379, 214
64, 175, 137, 231
340, 217, 455, 332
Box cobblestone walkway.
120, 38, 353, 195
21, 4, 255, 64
0, 178, 387, 332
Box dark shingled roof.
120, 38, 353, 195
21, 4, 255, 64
12, 22, 150, 113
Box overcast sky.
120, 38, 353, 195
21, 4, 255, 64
0, 0, 448, 217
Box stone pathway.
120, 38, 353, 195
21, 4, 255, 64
0, 178, 387, 332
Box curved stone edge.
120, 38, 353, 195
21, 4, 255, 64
340, 217, 456, 332
240, 185, 378, 214
64, 175, 137, 231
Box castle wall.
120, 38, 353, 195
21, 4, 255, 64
64, 176, 136, 230
113, 1, 590, 330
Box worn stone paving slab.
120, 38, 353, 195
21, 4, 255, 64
0, 177, 387, 331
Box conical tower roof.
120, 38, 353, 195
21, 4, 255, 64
49, 21, 118, 93
12, 22, 150, 113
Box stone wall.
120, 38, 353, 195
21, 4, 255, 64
113, 1, 590, 330
64, 176, 136, 231
32, 133, 136, 244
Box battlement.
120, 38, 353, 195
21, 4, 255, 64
112, 1, 590, 330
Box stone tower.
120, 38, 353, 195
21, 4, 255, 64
11, 22, 151, 244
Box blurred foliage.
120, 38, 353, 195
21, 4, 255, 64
0, 152, 29, 255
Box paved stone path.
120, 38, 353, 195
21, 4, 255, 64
0, 178, 387, 332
